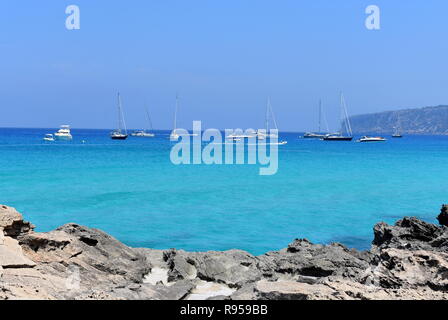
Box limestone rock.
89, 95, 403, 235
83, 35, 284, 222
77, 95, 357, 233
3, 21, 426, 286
1, 203, 448, 300
0, 236, 36, 268
0, 205, 34, 237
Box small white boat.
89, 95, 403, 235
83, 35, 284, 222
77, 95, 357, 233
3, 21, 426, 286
357, 136, 387, 142
131, 130, 155, 137
43, 134, 55, 142
54, 125, 73, 141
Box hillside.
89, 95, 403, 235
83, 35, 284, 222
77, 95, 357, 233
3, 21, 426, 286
349, 105, 448, 135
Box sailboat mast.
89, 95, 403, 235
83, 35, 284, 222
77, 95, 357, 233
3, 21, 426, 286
145, 107, 153, 132
266, 97, 270, 133
318, 99, 322, 133
119, 93, 127, 135
340, 92, 352, 137
117, 93, 122, 134
270, 100, 279, 131
174, 94, 178, 133
323, 101, 330, 133
339, 92, 344, 135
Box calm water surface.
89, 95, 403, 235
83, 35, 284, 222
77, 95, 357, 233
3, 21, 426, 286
0, 128, 446, 254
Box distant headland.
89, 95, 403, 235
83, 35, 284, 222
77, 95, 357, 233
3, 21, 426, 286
350, 105, 448, 135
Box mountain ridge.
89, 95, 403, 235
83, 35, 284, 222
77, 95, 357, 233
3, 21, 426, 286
349, 105, 448, 135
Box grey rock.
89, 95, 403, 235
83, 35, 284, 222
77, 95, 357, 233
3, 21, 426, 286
1, 203, 448, 300
257, 240, 371, 281
373, 217, 448, 252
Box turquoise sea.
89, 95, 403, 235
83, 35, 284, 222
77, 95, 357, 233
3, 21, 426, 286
0, 128, 447, 254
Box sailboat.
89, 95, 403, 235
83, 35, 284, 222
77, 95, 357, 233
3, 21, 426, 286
170, 95, 180, 140
169, 95, 198, 140
256, 97, 287, 145
392, 113, 403, 138
323, 92, 353, 141
110, 93, 128, 140
303, 99, 330, 139
131, 107, 155, 137
257, 97, 279, 139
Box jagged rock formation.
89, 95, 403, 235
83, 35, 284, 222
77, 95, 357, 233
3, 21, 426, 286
0, 204, 447, 300
349, 105, 448, 135
438, 205, 448, 227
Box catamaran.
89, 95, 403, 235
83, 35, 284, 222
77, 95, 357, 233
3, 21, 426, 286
110, 93, 128, 140
323, 92, 354, 141
54, 125, 73, 141
131, 107, 155, 137
303, 99, 330, 139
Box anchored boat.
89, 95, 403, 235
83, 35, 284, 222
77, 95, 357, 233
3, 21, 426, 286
392, 114, 403, 138
54, 125, 73, 141
131, 107, 155, 137
323, 92, 353, 141
110, 93, 128, 140
303, 99, 330, 139
170, 95, 181, 140
257, 97, 279, 140
43, 133, 55, 142
357, 136, 387, 142
255, 97, 287, 145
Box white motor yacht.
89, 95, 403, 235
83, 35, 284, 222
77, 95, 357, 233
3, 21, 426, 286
357, 136, 387, 142
54, 125, 72, 140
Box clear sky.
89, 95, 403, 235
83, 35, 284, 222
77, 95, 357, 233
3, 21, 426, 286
0, 1, 447, 131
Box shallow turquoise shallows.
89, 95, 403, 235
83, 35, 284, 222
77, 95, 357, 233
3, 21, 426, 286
0, 128, 446, 254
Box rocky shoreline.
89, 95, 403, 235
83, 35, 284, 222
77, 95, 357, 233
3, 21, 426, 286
0, 204, 447, 300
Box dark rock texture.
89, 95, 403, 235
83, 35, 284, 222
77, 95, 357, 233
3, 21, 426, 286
1, 204, 447, 300
437, 205, 448, 227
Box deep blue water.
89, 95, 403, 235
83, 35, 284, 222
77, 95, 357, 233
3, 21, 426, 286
0, 127, 447, 254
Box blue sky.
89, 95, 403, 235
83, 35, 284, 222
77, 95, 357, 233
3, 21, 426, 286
0, 1, 447, 131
